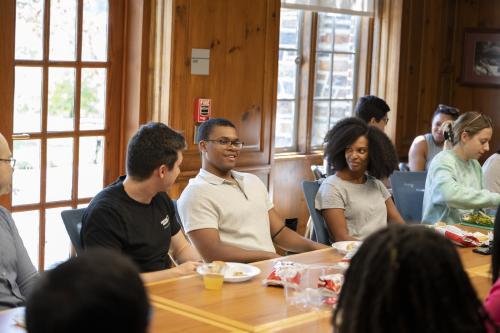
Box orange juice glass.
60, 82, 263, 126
203, 273, 224, 290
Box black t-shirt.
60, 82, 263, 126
81, 176, 181, 272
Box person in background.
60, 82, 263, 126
333, 224, 495, 333
422, 112, 500, 224
315, 117, 404, 242
178, 118, 328, 263
483, 147, 500, 194
82, 123, 201, 283
485, 205, 500, 330
26, 249, 150, 333
354, 95, 390, 131
0, 132, 39, 311
408, 104, 460, 171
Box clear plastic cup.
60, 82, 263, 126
198, 262, 227, 290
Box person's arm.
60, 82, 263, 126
140, 261, 201, 284
187, 228, 280, 263
7, 211, 39, 297
168, 231, 202, 264
386, 198, 405, 224
432, 162, 500, 209
269, 208, 329, 251
321, 208, 357, 241
408, 136, 427, 171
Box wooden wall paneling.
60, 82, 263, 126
169, 0, 280, 198
272, 155, 322, 236
371, 0, 403, 142
119, 0, 153, 174
450, 0, 500, 158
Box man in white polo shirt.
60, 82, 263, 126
178, 118, 327, 263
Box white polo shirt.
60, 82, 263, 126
177, 169, 276, 253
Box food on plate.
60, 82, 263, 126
232, 271, 246, 277
208, 261, 226, 274
346, 242, 358, 252
462, 211, 494, 227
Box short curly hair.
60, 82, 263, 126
323, 117, 398, 179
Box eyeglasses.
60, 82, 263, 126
204, 139, 244, 148
382, 117, 389, 124
0, 157, 16, 168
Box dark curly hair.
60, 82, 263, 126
323, 117, 398, 179
333, 224, 495, 333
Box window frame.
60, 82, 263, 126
274, 8, 369, 155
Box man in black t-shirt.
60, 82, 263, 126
82, 123, 201, 283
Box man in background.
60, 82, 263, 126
355, 95, 390, 131
0, 132, 39, 311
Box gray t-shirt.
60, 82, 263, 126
315, 175, 391, 240
424, 133, 443, 171
0, 206, 39, 310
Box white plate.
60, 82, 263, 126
196, 262, 261, 283
332, 241, 362, 254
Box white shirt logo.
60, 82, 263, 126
160, 215, 170, 229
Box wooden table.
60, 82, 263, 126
0, 227, 492, 333
147, 243, 492, 333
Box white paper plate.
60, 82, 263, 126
332, 241, 362, 254
196, 262, 261, 283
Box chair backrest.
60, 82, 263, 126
310, 165, 326, 180
61, 208, 86, 255
389, 171, 427, 224
301, 180, 331, 245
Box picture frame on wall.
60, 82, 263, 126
461, 29, 500, 87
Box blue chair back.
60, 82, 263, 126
61, 208, 85, 255
301, 180, 331, 245
389, 171, 427, 223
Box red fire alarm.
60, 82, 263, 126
194, 98, 211, 122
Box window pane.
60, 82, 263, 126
330, 100, 353, 125
334, 15, 358, 53
332, 53, 355, 99
279, 9, 300, 49
44, 207, 71, 270
48, 68, 75, 131
78, 136, 104, 198
49, 0, 77, 60
277, 50, 298, 99
12, 140, 41, 205
15, 0, 44, 60
317, 13, 334, 52
82, 0, 109, 61
14, 67, 42, 133
311, 101, 330, 147
12, 210, 39, 269
80, 68, 107, 130
314, 52, 332, 98
275, 101, 296, 148
46, 138, 73, 202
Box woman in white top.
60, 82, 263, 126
483, 147, 500, 194
315, 117, 405, 242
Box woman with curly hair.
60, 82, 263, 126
315, 117, 404, 242
333, 224, 495, 333
422, 112, 500, 224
